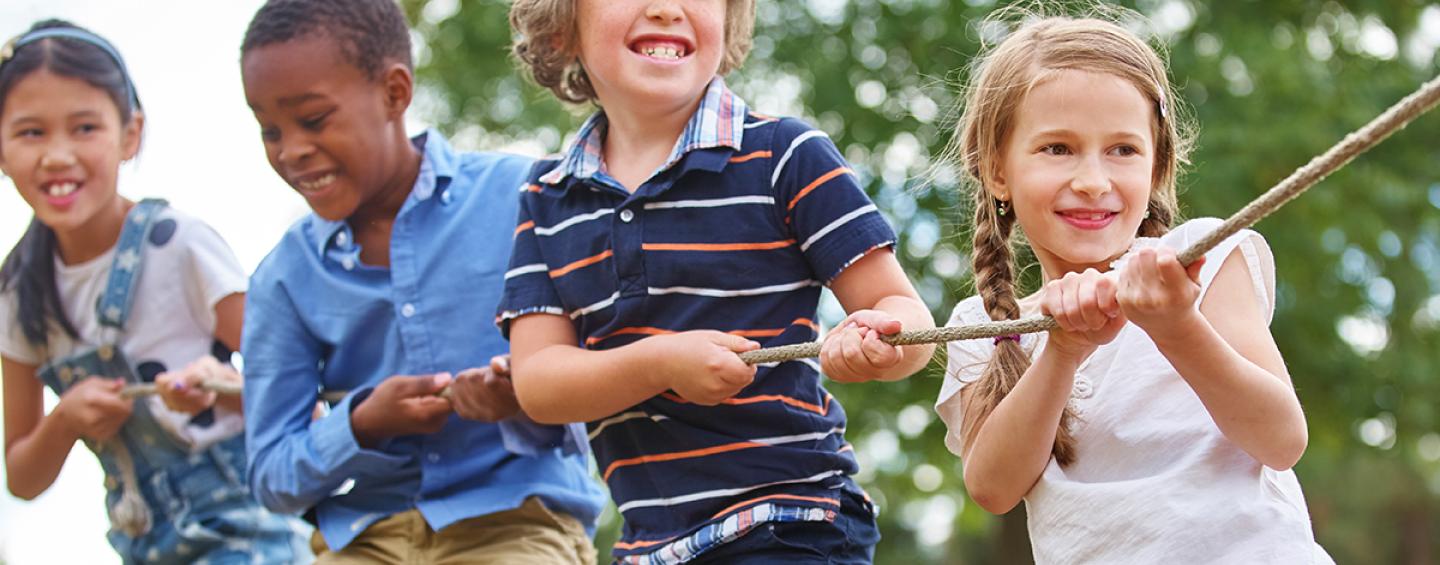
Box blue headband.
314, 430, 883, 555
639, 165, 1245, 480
1, 27, 138, 111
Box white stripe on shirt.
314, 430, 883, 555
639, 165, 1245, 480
535, 208, 615, 236
589, 411, 670, 441
647, 279, 819, 298
643, 196, 775, 210
570, 292, 619, 319
504, 263, 549, 280
617, 470, 845, 513
800, 204, 877, 252
771, 130, 830, 188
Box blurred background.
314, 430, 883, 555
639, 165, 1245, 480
3, 0, 1439, 563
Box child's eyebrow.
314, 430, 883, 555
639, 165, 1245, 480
276, 92, 329, 108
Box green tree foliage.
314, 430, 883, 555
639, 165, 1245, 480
401, 1, 1440, 562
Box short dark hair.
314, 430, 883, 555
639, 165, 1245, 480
0, 19, 143, 347
241, 0, 412, 79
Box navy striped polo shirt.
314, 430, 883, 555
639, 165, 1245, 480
498, 79, 895, 563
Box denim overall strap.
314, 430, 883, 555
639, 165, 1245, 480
95, 198, 167, 333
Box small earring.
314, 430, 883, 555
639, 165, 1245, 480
997, 201, 1008, 216
1143, 209, 1151, 219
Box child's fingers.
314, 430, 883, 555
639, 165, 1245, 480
1184, 255, 1206, 283
489, 355, 511, 379
1154, 247, 1191, 287
860, 328, 900, 367
846, 310, 902, 335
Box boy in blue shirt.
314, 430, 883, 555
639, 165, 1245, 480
237, 0, 605, 562
503, 0, 935, 562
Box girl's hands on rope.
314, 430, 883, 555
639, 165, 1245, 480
155, 356, 239, 415
1116, 246, 1206, 343
56, 377, 133, 442
450, 355, 521, 422
644, 331, 758, 405
1041, 269, 1126, 361
1044, 246, 1207, 359
821, 310, 906, 383
350, 373, 454, 449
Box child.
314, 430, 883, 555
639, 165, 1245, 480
237, 0, 606, 562
932, 12, 1333, 563
0, 20, 308, 564
504, 0, 936, 562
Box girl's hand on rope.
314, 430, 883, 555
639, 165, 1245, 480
1116, 246, 1206, 343
647, 331, 758, 406
1041, 268, 1127, 361
350, 373, 454, 448
154, 356, 236, 415
56, 377, 133, 442
821, 310, 905, 383
450, 356, 521, 423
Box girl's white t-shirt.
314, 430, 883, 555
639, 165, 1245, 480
0, 207, 247, 452
936, 218, 1333, 564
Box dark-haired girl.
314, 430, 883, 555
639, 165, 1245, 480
0, 20, 307, 564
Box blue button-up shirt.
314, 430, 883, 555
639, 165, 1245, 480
242, 131, 605, 550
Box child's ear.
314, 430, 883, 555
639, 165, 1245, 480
986, 167, 1009, 202
121, 111, 145, 161
380, 63, 414, 121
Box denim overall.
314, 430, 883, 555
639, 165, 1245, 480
36, 200, 306, 564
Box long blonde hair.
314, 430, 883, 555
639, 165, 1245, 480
947, 9, 1194, 465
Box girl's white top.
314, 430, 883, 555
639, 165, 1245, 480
935, 218, 1332, 564
0, 207, 247, 452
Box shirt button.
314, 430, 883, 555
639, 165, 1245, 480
335, 231, 350, 247
401, 303, 416, 317
440, 191, 453, 204
619, 209, 635, 223
427, 453, 440, 463
341, 257, 356, 271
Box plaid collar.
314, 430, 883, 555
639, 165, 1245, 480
538, 77, 748, 186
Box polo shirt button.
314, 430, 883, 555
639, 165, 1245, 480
335, 231, 350, 247
441, 191, 453, 204
619, 209, 635, 223
341, 257, 356, 271
401, 303, 416, 317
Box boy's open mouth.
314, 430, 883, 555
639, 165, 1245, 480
630, 36, 693, 61
295, 172, 337, 193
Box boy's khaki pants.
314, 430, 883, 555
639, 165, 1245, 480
310, 497, 596, 564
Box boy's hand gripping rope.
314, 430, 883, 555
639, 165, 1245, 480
119, 74, 1440, 397
737, 73, 1440, 366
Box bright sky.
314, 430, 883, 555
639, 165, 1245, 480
0, 1, 310, 562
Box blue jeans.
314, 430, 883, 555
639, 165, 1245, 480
691, 483, 880, 564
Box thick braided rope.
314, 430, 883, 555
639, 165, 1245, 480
119, 75, 1440, 392
739, 74, 1440, 365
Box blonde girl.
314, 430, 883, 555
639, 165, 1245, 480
934, 10, 1333, 563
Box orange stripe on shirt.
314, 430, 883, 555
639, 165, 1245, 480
522, 184, 542, 193
513, 220, 535, 237
786, 166, 853, 212
729, 150, 772, 163
602, 441, 767, 481
641, 240, 795, 252
585, 326, 675, 346
710, 493, 840, 519
586, 319, 814, 346
661, 392, 831, 416
549, 249, 613, 278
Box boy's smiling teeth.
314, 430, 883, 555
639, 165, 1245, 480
634, 40, 688, 60
298, 173, 336, 192
46, 182, 79, 197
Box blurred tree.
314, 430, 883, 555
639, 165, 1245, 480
401, 0, 1440, 562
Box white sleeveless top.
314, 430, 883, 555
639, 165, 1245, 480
935, 218, 1332, 564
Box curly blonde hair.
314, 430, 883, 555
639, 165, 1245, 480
510, 0, 755, 105
946, 8, 1194, 466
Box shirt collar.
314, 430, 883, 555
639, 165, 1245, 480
312, 129, 457, 255
538, 77, 748, 186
